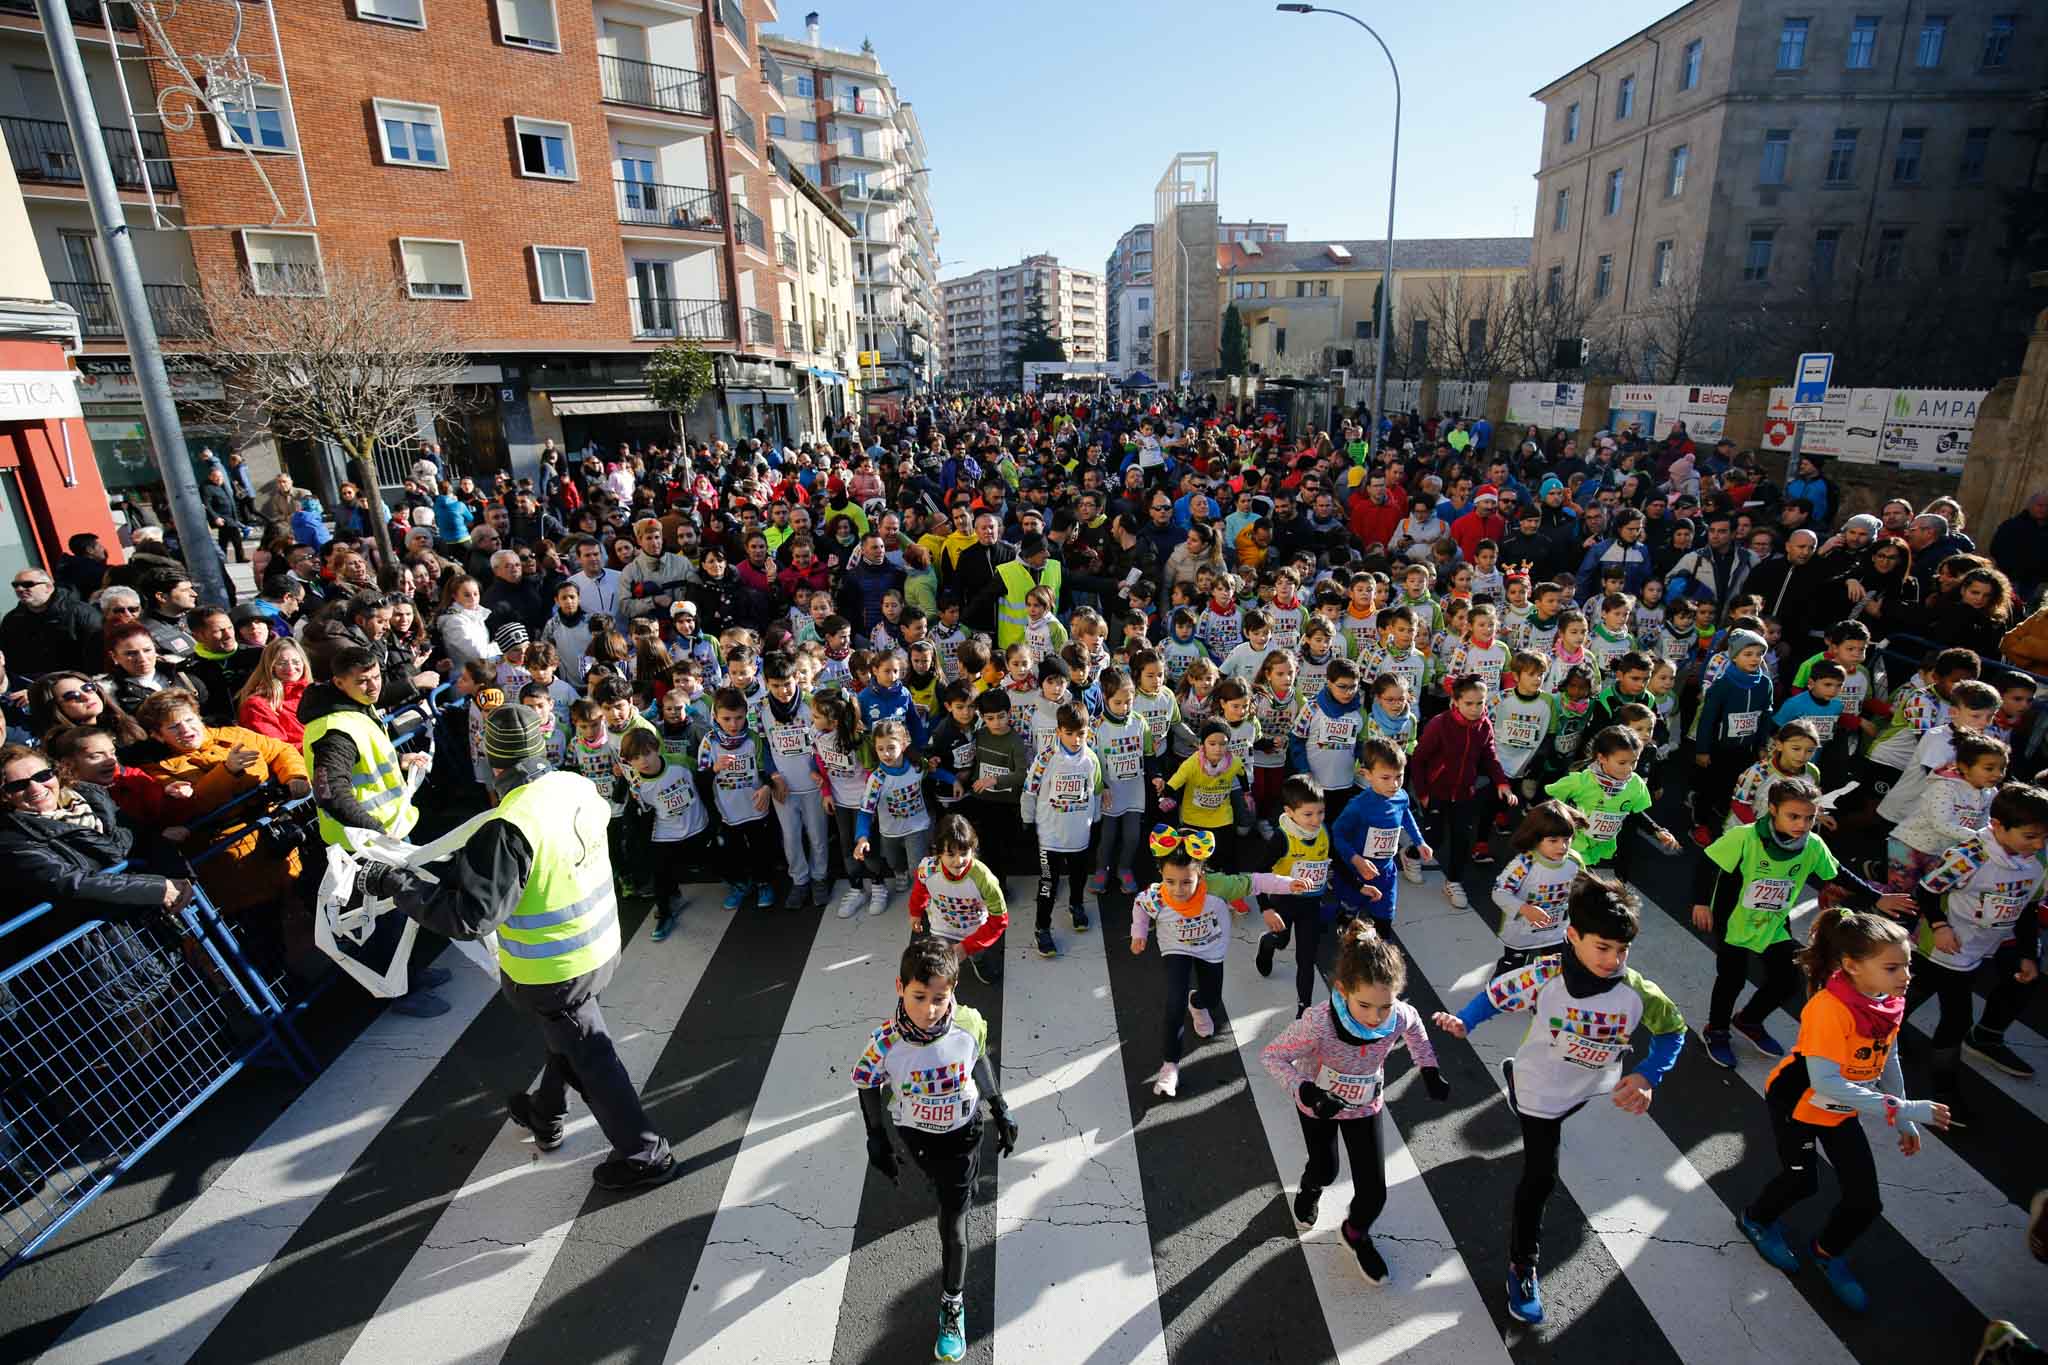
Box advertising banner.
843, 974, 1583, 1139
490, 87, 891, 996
1877, 389, 1986, 470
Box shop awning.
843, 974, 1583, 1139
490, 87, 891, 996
808, 367, 848, 382
549, 393, 660, 416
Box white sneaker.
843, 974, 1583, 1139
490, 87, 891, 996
1446, 884, 1469, 909
1188, 991, 1215, 1039
1400, 856, 1423, 885
866, 884, 891, 917
834, 886, 864, 919
892, 871, 911, 894
1153, 1062, 1180, 1097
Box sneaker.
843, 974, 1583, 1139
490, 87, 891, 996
651, 911, 679, 943
1036, 930, 1059, 958
892, 871, 911, 894
506, 1092, 565, 1152
389, 990, 450, 1018
1255, 933, 1278, 977
1446, 884, 1469, 909
1470, 841, 1496, 866
756, 884, 775, 909
970, 950, 1005, 986
1342, 1220, 1388, 1285
414, 964, 453, 990
1188, 991, 1215, 1039
1118, 870, 1139, 895
1086, 870, 1109, 895
789, 882, 810, 910
866, 885, 891, 917
1293, 1186, 1321, 1229
1978, 1320, 2039, 1365
1257, 819, 1276, 840
591, 1151, 679, 1192
1814, 1245, 1868, 1312
1400, 856, 1423, 885
834, 886, 865, 919
812, 881, 834, 909
1071, 904, 1091, 933
1738, 1211, 1800, 1272
1966, 1027, 2035, 1078
1152, 1061, 1179, 1097
722, 886, 745, 911
1703, 1029, 1738, 1070
1731, 1017, 1786, 1058
934, 1296, 967, 1363
1505, 1262, 1544, 1324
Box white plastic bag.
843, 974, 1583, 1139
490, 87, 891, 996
313, 811, 502, 997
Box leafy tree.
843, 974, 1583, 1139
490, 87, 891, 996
1220, 303, 1248, 377
646, 339, 717, 440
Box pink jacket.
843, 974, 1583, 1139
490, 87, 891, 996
1262, 999, 1437, 1119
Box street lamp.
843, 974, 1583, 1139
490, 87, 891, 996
1277, 3, 1400, 445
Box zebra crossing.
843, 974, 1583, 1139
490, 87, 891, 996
13, 861, 2043, 1365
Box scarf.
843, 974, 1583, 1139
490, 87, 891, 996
1760, 821, 1809, 860
1825, 968, 1905, 1044
1593, 766, 1633, 798
895, 997, 955, 1046
1159, 872, 1209, 919
766, 690, 803, 725
1330, 993, 1397, 1042
1560, 945, 1624, 997
1369, 700, 1413, 740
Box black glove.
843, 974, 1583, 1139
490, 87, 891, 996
1299, 1082, 1345, 1120
865, 1127, 899, 1183
1422, 1065, 1451, 1102
989, 1100, 1018, 1157
359, 859, 403, 902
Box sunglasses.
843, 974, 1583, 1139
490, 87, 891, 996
3, 768, 55, 795
11, 581, 45, 592
56, 687, 94, 704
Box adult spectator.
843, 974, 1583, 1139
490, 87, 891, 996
692, 543, 763, 637
461, 524, 506, 585
1905, 513, 1973, 579
0, 743, 190, 916
432, 480, 476, 548
1783, 455, 1839, 528
1574, 508, 1654, 598
234, 637, 311, 744
55, 532, 108, 600
436, 575, 498, 672
255, 471, 297, 542
251, 572, 305, 637
1923, 567, 2018, 657
481, 549, 549, 635
1388, 494, 1448, 564
103, 621, 207, 716
1298, 491, 1349, 560
945, 513, 1014, 633
617, 518, 693, 624
1498, 505, 1553, 578
566, 537, 623, 617
140, 568, 200, 664
1162, 524, 1226, 591
1879, 498, 1915, 537
203, 466, 246, 563
1347, 470, 1404, 550
26, 671, 146, 745
1745, 529, 1849, 669
1450, 486, 1506, 561
3, 567, 102, 674
838, 533, 908, 637
506, 488, 565, 546
1989, 492, 2048, 603
1666, 514, 1756, 608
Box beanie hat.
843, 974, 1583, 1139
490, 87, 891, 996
483, 701, 545, 765
1844, 514, 1882, 537
493, 621, 530, 651
1726, 628, 1767, 657
1038, 653, 1073, 682
1538, 476, 1565, 499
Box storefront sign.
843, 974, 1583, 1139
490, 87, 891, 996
0, 369, 82, 421
74, 356, 225, 403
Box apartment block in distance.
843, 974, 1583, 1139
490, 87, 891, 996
1105, 222, 1154, 380
1531, 0, 2041, 360
939, 255, 1105, 390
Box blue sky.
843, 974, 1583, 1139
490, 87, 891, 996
768, 0, 1674, 279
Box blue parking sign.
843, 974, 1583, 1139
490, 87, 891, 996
1794, 352, 1833, 406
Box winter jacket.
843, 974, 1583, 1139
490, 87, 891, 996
134, 724, 307, 913
1347, 492, 1404, 550
0, 782, 165, 915
237, 676, 308, 744
1, 587, 104, 675
1408, 708, 1510, 803
1450, 509, 1506, 562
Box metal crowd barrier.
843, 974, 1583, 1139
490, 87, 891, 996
0, 868, 303, 1276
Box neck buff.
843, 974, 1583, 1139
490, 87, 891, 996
1825, 967, 1905, 1043
1761, 821, 1809, 859
1331, 993, 1398, 1042
1278, 811, 1318, 843
1561, 945, 1625, 997
895, 996, 954, 1046
1159, 873, 1209, 919
1370, 700, 1414, 739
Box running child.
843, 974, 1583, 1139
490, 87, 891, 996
1022, 702, 1103, 956
1253, 774, 1337, 1016
1330, 738, 1431, 928
1888, 731, 2007, 898
1090, 666, 1150, 896
908, 814, 1010, 987
1289, 657, 1365, 827
1410, 674, 1519, 905
812, 688, 882, 919
616, 727, 710, 939
696, 685, 778, 911
1727, 720, 1824, 831
1489, 801, 1590, 978
1163, 719, 1249, 875
855, 718, 935, 916
759, 652, 830, 911
1545, 726, 1678, 869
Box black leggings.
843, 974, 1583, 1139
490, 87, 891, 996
1509, 1100, 1584, 1268
1905, 942, 2030, 1047
1161, 953, 1225, 1063
898, 1118, 981, 1296
1036, 847, 1089, 931
1422, 794, 1486, 882
1709, 935, 1801, 1034
1265, 896, 1325, 1008
1747, 1110, 1881, 1255
1297, 1106, 1387, 1232
830, 802, 884, 886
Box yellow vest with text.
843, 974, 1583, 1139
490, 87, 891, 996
994, 558, 1062, 650
301, 708, 418, 846
491, 770, 620, 986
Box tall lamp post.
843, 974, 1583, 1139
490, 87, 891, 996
1277, 4, 1400, 444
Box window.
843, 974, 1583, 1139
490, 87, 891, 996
1667, 143, 1689, 196
513, 117, 573, 178
495, 0, 557, 50
1136, 296, 1149, 311
1916, 15, 1948, 66
1680, 39, 1701, 89
1594, 253, 1613, 298
1874, 227, 1906, 280
1410, 318, 1428, 357
533, 245, 592, 302
1604, 167, 1624, 215
1826, 129, 1857, 183
1743, 229, 1775, 281
1893, 127, 1924, 183
1811, 228, 1840, 283
1652, 239, 1673, 288
373, 99, 445, 168
842, 129, 864, 156
1984, 14, 2015, 67
242, 230, 323, 296
355, 0, 423, 27
799, 120, 819, 140
1354, 320, 1371, 339
1615, 75, 1635, 118
1274, 327, 1287, 356
1233, 281, 1249, 300
1254, 282, 1268, 298
1778, 18, 1809, 69
1545, 265, 1562, 305
1553, 187, 1570, 230
795, 75, 814, 98
218, 84, 292, 152
1563, 102, 1579, 144
767, 115, 786, 136
399, 238, 469, 298
1760, 129, 1790, 184
1467, 317, 1486, 352
1961, 127, 1990, 182
1938, 227, 1970, 275
1841, 16, 1881, 70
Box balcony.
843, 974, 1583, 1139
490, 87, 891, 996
732, 201, 766, 251
712, 0, 748, 61
778, 231, 797, 267
722, 95, 757, 155
599, 54, 711, 118
51, 279, 199, 338
835, 92, 886, 121
4, 116, 173, 193
616, 178, 720, 231
835, 142, 886, 168
759, 46, 785, 107
633, 295, 732, 340
0, 0, 134, 28
787, 317, 803, 349
742, 305, 772, 345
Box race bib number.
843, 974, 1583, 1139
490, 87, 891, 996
1745, 877, 1794, 912
1290, 858, 1330, 891
904, 1095, 963, 1133
1808, 714, 1837, 742
1193, 785, 1228, 810
1319, 717, 1359, 749
1166, 910, 1222, 951
1586, 810, 1626, 841
1977, 889, 2029, 926
770, 727, 810, 756
715, 760, 754, 790
1726, 710, 1759, 738
1501, 716, 1542, 749
1364, 827, 1400, 859
979, 761, 1009, 781
1551, 1032, 1625, 1069
1052, 774, 1090, 810
1315, 1064, 1382, 1107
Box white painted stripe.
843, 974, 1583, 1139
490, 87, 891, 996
995, 918, 1168, 1365
1220, 915, 1511, 1365
1396, 886, 1858, 1365
341, 901, 736, 1365
1896, 931, 2048, 1125
661, 901, 899, 1364
38, 957, 500, 1365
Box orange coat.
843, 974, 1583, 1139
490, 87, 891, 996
2002, 607, 2048, 675
142, 724, 308, 913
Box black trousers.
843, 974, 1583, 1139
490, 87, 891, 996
215, 518, 245, 562
1709, 933, 1801, 1034
1036, 846, 1089, 931
1297, 1106, 1387, 1232
1747, 1110, 1881, 1255
1509, 1100, 1585, 1268
967, 798, 1032, 880
1265, 894, 1325, 1008
1161, 953, 1225, 1063
899, 1117, 983, 1296
1904, 942, 2029, 1047
1422, 796, 1483, 882
722, 814, 781, 889
651, 829, 714, 917
507, 962, 665, 1165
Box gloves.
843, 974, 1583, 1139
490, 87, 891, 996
989, 1100, 1018, 1157
865, 1127, 899, 1183
630, 578, 650, 598
1422, 1065, 1451, 1102
359, 860, 403, 902
1299, 1082, 1346, 1120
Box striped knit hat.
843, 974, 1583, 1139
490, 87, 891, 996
482, 703, 544, 765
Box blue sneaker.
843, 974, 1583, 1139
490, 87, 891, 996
722, 886, 745, 911
1704, 1029, 1738, 1070
755, 884, 775, 909
1035, 930, 1059, 958
1505, 1262, 1544, 1324
934, 1296, 966, 1361
1738, 1212, 1800, 1271
651, 911, 679, 943
1815, 1246, 1868, 1312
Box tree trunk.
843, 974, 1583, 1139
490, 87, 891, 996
347, 443, 400, 578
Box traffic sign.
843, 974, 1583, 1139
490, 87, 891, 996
1794, 352, 1833, 405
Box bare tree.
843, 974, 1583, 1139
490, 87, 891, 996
202, 261, 468, 572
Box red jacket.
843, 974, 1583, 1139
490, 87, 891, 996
1409, 708, 1509, 803
1450, 509, 1506, 560
1348, 492, 1403, 550
237, 677, 308, 745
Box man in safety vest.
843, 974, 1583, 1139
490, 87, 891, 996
304, 645, 450, 1018
360, 704, 676, 1191
971, 531, 1119, 653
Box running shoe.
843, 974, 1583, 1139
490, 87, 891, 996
1152, 1062, 1179, 1097
651, 911, 679, 943
755, 884, 775, 909
866, 884, 891, 917
1731, 1017, 1786, 1058
1400, 856, 1423, 885
1737, 1211, 1799, 1272
1703, 1029, 1739, 1070
1446, 884, 1469, 909
834, 885, 865, 919
1814, 1246, 1868, 1312
1071, 903, 1091, 933
1470, 841, 1496, 866
1293, 1186, 1321, 1229
789, 882, 810, 911
1255, 933, 1279, 977
414, 964, 453, 990
1036, 930, 1059, 959
506, 1092, 564, 1152
1118, 870, 1139, 895
812, 881, 833, 910
1086, 870, 1109, 895
389, 990, 450, 1018
934, 1296, 967, 1362
1188, 991, 1215, 1039
592, 1151, 679, 1193
1343, 1220, 1388, 1285
1966, 1027, 2035, 1078
1504, 1263, 1544, 1324
722, 886, 745, 911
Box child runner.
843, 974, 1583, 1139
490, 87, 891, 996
758, 653, 830, 911
1727, 720, 1824, 831
1090, 666, 1151, 896
1545, 726, 1679, 870
696, 685, 777, 911
1888, 731, 2007, 897
1253, 774, 1336, 1016
1288, 657, 1365, 827
812, 688, 880, 918
908, 814, 1011, 987
1022, 702, 1103, 956
616, 727, 709, 939
1690, 627, 1775, 845
1330, 738, 1431, 929
854, 719, 935, 917
1489, 801, 1591, 978
1409, 674, 1518, 906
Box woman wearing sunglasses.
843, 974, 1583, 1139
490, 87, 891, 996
0, 742, 191, 917
25, 671, 148, 746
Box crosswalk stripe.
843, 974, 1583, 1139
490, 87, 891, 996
341, 903, 738, 1365
1906, 988, 2048, 1127
1395, 888, 1861, 1365
37, 951, 501, 1365
995, 910, 1168, 1364
1219, 914, 1513, 1365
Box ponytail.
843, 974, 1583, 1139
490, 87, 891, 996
1797, 906, 1908, 996
1331, 918, 1408, 997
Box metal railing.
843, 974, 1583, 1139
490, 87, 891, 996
2, 115, 173, 192
731, 201, 766, 250
759, 45, 784, 94
615, 178, 720, 230
778, 231, 797, 267
722, 95, 756, 152
50, 280, 200, 338
716, 0, 746, 44
742, 305, 772, 345
838, 92, 886, 117
0, 0, 135, 28
598, 53, 711, 117
633, 295, 731, 340
787, 317, 804, 349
